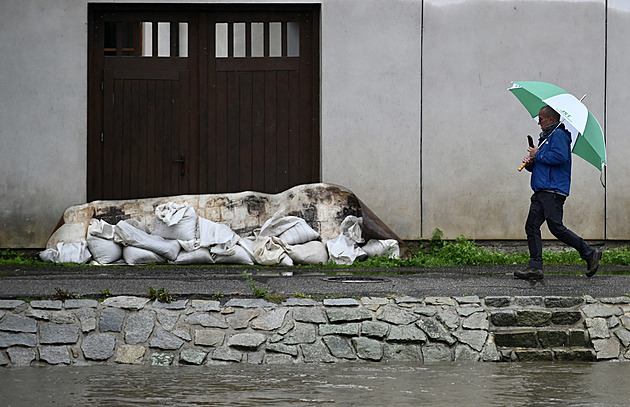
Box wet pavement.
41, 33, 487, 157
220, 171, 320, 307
1, 263, 630, 300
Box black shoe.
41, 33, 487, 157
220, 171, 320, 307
514, 267, 544, 280
586, 249, 602, 278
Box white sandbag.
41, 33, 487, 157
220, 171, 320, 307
286, 240, 329, 265
253, 236, 293, 266
326, 234, 367, 265
114, 220, 181, 261
123, 246, 165, 265
340, 215, 364, 243
259, 209, 320, 245
214, 244, 255, 265
238, 236, 256, 259
198, 217, 240, 248
362, 239, 400, 259
39, 240, 92, 264
87, 235, 123, 265
170, 248, 215, 265
88, 219, 116, 240
153, 203, 198, 241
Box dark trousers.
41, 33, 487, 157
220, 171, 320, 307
525, 191, 594, 269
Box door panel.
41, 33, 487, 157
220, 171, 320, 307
88, 5, 319, 201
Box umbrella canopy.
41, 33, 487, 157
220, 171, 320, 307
508, 81, 607, 171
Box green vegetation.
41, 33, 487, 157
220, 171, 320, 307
350, 228, 630, 269
0, 249, 42, 265
148, 286, 175, 303
242, 271, 285, 303
51, 287, 81, 301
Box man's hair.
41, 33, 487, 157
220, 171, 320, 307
541, 105, 561, 122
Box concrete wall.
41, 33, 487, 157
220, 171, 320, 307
0, 0, 626, 248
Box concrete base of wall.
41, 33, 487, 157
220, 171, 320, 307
1, 295, 628, 367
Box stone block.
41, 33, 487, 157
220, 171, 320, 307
39, 345, 71, 365
185, 312, 228, 328
40, 324, 79, 344
544, 296, 584, 308
425, 297, 456, 306
102, 296, 149, 310
194, 329, 225, 347
463, 313, 489, 330
99, 308, 126, 332
191, 300, 222, 312
454, 295, 481, 305
484, 297, 511, 308
452, 330, 487, 352
538, 330, 567, 348
586, 318, 610, 339
352, 337, 383, 361
387, 324, 427, 343
82, 333, 116, 360
383, 344, 420, 362
125, 311, 155, 344
515, 349, 553, 362
267, 342, 299, 356
416, 316, 455, 345
582, 303, 623, 318
614, 327, 630, 347
592, 338, 621, 360
30, 300, 63, 310
422, 344, 452, 362
514, 296, 542, 307
319, 323, 360, 336
454, 344, 480, 361
516, 310, 551, 327
283, 323, 317, 345
7, 347, 36, 366
302, 340, 337, 363
0, 300, 24, 309
179, 348, 207, 365
494, 331, 538, 348
490, 311, 517, 327
64, 299, 99, 309
292, 307, 327, 323
155, 309, 181, 330
282, 298, 319, 307
554, 348, 596, 362
227, 308, 260, 329
150, 329, 185, 350
326, 307, 371, 323
0, 314, 37, 333
151, 352, 174, 366
227, 333, 266, 350
361, 321, 390, 338
377, 305, 420, 325
323, 336, 356, 359
568, 329, 588, 346
0, 332, 36, 348
153, 299, 188, 310
252, 308, 289, 331
456, 306, 484, 317
323, 298, 360, 307
115, 344, 146, 364
551, 311, 582, 325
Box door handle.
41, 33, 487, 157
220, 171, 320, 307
173, 154, 185, 176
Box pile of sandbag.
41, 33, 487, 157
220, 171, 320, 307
39, 202, 399, 266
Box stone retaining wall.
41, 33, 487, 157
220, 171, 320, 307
1, 295, 629, 366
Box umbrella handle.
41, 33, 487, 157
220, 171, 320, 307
518, 161, 528, 172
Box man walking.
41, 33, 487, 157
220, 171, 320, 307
515, 105, 602, 280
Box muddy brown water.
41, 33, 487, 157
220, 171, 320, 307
2, 362, 630, 406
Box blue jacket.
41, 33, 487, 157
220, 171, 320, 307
526, 123, 572, 196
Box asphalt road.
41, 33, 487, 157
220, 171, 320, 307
1, 264, 630, 300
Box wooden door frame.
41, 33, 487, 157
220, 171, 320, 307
88, 3, 320, 201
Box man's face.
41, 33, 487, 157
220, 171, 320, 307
538, 109, 554, 130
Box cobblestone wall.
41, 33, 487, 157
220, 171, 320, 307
1, 295, 630, 366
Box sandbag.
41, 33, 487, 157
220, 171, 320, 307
123, 246, 165, 265
259, 209, 319, 245
214, 244, 255, 265
340, 215, 364, 243
326, 234, 367, 265
253, 236, 293, 266
88, 219, 116, 240
198, 217, 240, 248
286, 240, 329, 265
39, 240, 92, 264
170, 248, 215, 265
362, 239, 400, 259
153, 203, 198, 241
114, 220, 181, 261
87, 235, 123, 265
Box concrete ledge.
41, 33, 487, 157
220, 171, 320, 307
1, 295, 629, 366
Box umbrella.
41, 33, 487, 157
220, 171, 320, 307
508, 81, 607, 172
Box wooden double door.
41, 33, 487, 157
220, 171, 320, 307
88, 4, 320, 201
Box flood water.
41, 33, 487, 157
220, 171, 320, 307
1, 362, 629, 406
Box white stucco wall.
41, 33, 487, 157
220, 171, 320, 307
0, 0, 626, 248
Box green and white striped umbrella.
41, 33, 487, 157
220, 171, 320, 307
508, 81, 606, 171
